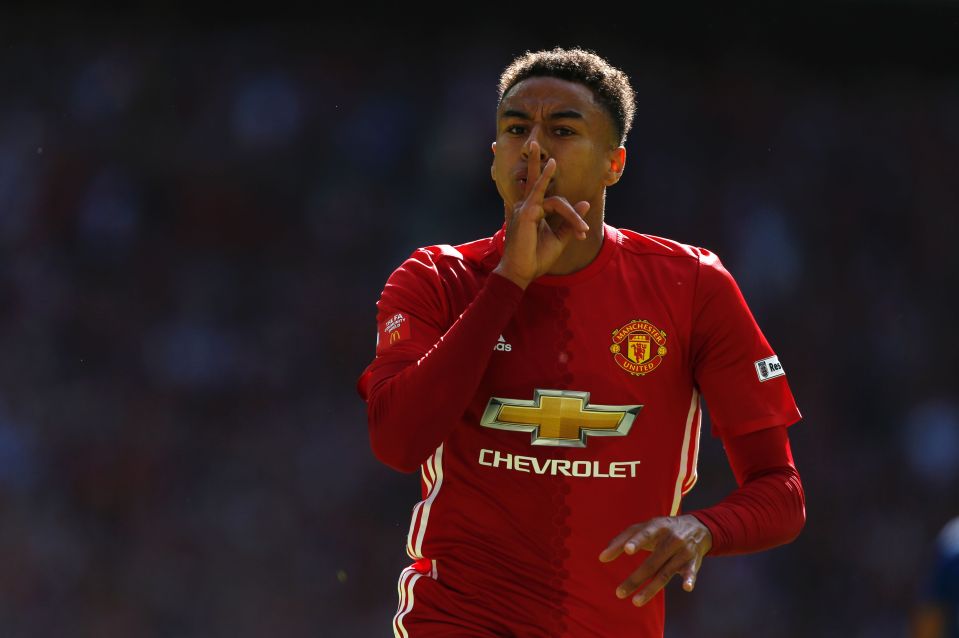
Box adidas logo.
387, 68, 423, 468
493, 335, 512, 352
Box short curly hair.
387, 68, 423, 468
497, 47, 636, 146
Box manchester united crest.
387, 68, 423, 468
609, 319, 668, 376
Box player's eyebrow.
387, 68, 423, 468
500, 109, 585, 121
548, 110, 584, 120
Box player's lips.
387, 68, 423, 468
511, 169, 557, 194
513, 170, 551, 186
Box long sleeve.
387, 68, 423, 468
358, 258, 524, 473
689, 425, 806, 556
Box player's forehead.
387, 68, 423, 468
498, 76, 604, 119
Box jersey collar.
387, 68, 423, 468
489, 223, 621, 287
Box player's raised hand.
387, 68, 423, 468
493, 140, 590, 289
597, 515, 712, 607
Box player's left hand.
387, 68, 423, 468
598, 514, 712, 606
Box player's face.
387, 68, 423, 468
491, 76, 624, 212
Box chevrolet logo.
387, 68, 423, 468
480, 389, 642, 448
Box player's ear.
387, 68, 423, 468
491, 142, 497, 180
604, 146, 626, 186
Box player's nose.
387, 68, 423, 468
520, 128, 549, 162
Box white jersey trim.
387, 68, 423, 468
393, 566, 422, 638
671, 389, 701, 516
406, 443, 445, 560
682, 399, 703, 496
421, 450, 436, 492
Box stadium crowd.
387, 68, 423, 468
0, 13, 956, 637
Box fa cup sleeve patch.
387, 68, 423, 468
754, 355, 785, 382
376, 312, 412, 354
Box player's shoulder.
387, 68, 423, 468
615, 226, 720, 266
614, 227, 735, 294
412, 235, 495, 265
396, 234, 498, 279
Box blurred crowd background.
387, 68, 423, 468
0, 6, 957, 637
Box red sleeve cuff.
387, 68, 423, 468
485, 270, 526, 300
688, 426, 805, 555
689, 465, 805, 556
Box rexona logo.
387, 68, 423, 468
754, 355, 786, 382
480, 389, 642, 447
493, 335, 512, 352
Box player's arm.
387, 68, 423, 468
360, 264, 524, 473
598, 425, 804, 606
598, 249, 804, 605
682, 250, 806, 555
688, 424, 805, 555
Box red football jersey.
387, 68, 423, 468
358, 223, 801, 637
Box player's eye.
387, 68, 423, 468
505, 125, 526, 135
554, 127, 574, 136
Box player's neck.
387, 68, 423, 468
546, 209, 605, 276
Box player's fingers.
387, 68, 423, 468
524, 141, 543, 198
543, 196, 589, 234
615, 535, 676, 598
526, 157, 556, 204
623, 518, 668, 555
551, 217, 588, 244
569, 200, 592, 238
680, 558, 700, 592
630, 552, 691, 607
571, 200, 591, 240
554, 224, 589, 243
601, 519, 665, 563
598, 525, 641, 562
680, 547, 706, 592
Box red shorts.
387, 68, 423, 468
392, 561, 515, 637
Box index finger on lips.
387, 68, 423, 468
526, 157, 555, 204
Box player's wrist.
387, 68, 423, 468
492, 264, 533, 290
684, 512, 715, 555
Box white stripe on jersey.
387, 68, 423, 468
407, 451, 437, 558
406, 443, 445, 560
393, 566, 420, 638
420, 452, 434, 492
425, 446, 437, 489
413, 443, 444, 557
682, 401, 703, 495
396, 446, 445, 634
671, 389, 701, 516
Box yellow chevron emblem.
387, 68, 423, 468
480, 389, 642, 448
